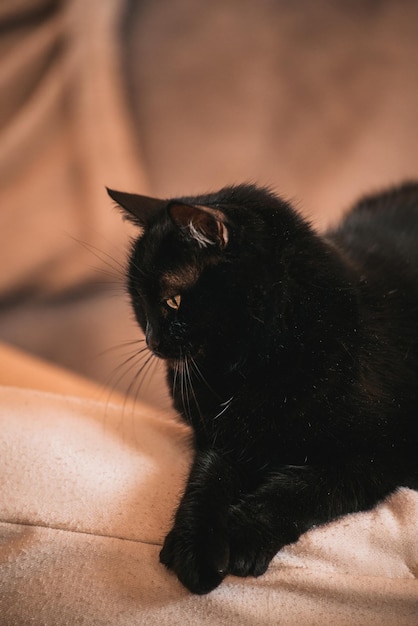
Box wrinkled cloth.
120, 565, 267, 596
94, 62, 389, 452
0, 0, 145, 297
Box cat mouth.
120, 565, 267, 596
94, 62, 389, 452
149, 347, 188, 363
149, 347, 167, 360
157, 349, 201, 366
146, 337, 202, 364
145, 334, 182, 361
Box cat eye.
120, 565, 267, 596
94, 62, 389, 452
166, 294, 182, 310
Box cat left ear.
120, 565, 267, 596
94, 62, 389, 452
106, 188, 165, 227
168, 202, 229, 248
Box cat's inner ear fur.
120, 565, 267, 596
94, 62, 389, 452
106, 188, 165, 227
168, 202, 229, 248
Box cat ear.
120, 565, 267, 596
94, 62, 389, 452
168, 202, 229, 248
106, 188, 165, 227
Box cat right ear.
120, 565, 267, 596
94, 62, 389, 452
106, 188, 165, 227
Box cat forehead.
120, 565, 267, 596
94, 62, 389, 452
160, 264, 200, 294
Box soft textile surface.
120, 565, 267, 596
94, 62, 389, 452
0, 0, 161, 405
0, 0, 143, 297
0, 378, 417, 624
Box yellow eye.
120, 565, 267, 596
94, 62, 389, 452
166, 294, 181, 310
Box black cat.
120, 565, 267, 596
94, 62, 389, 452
108, 182, 418, 594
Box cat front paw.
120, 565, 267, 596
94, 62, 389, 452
226, 504, 288, 578
160, 520, 230, 594
228, 533, 275, 578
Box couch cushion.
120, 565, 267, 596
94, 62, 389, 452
0, 384, 417, 625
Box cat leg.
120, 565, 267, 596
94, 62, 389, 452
226, 463, 390, 578
160, 448, 241, 594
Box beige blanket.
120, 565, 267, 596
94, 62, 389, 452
0, 345, 417, 625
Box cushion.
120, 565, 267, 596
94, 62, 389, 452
0, 344, 417, 624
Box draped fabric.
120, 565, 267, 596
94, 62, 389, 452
0, 0, 145, 297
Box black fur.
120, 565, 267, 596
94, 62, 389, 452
109, 182, 418, 594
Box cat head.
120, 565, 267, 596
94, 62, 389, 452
108, 185, 342, 369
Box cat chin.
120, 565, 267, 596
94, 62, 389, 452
154, 352, 188, 364
165, 357, 178, 368
164, 353, 203, 371
156, 345, 205, 366
165, 354, 193, 367
146, 344, 191, 362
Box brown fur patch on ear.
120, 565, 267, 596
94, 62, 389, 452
168, 203, 228, 248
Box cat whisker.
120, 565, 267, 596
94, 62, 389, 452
178, 353, 194, 425
184, 355, 210, 435
181, 361, 192, 424
178, 358, 187, 420
185, 357, 201, 417
97, 338, 146, 359
172, 359, 180, 401
129, 259, 147, 278
71, 236, 128, 278
189, 356, 222, 400
69, 236, 130, 295
104, 344, 152, 398
124, 351, 156, 403
213, 395, 234, 421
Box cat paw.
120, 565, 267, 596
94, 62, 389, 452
226, 505, 282, 578
228, 537, 274, 578
160, 522, 230, 594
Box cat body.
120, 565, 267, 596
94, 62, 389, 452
109, 182, 418, 594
